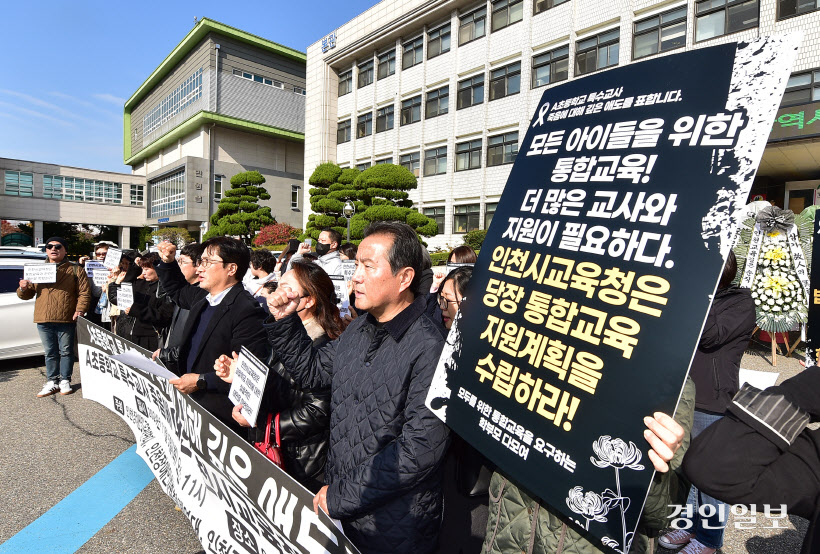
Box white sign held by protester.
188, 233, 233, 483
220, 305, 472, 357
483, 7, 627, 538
228, 347, 270, 428
330, 275, 351, 318
24, 263, 57, 284
103, 248, 123, 270
85, 261, 109, 286
117, 283, 133, 309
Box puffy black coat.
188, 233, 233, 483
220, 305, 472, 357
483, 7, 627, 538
689, 285, 755, 413
265, 295, 451, 554
251, 335, 331, 494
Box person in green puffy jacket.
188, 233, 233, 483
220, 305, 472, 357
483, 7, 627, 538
482, 377, 695, 554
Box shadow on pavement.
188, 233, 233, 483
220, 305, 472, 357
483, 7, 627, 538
744, 515, 808, 553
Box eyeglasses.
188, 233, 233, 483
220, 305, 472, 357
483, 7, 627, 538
438, 294, 464, 310
198, 257, 226, 269
178, 258, 198, 266
45, 244, 63, 250
94, 251, 107, 257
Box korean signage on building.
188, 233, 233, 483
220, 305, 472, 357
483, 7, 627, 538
427, 35, 798, 552
768, 100, 820, 142
322, 31, 337, 53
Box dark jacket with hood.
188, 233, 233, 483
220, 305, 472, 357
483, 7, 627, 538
689, 285, 755, 413
265, 295, 451, 554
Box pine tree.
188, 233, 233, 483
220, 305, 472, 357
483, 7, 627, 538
305, 163, 437, 242
204, 170, 274, 245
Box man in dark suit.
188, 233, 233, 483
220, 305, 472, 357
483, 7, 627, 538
155, 236, 267, 434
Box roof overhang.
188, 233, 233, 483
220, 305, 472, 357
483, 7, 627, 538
125, 111, 304, 167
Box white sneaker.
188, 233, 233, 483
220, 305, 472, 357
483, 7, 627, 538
59, 380, 73, 395
37, 381, 59, 398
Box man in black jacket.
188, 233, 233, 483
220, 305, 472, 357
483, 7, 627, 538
155, 237, 267, 434
265, 221, 450, 554
683, 368, 820, 554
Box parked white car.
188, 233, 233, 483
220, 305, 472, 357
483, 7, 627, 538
0, 247, 48, 360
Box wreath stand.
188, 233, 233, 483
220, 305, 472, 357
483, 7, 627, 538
756, 327, 801, 367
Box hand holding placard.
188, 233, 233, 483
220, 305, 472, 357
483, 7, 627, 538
228, 347, 269, 428
102, 248, 123, 270
24, 263, 57, 284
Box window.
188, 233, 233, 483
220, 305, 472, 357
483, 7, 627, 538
43, 175, 63, 199
487, 132, 519, 166
458, 74, 485, 109
0, 267, 25, 294
403, 37, 424, 69
4, 171, 33, 197
143, 68, 203, 139
358, 60, 374, 88
485, 202, 498, 229
130, 184, 144, 206
357, 112, 373, 138
532, 46, 569, 88
339, 70, 353, 96
424, 146, 448, 176
456, 139, 482, 171
356, 162, 371, 171
633, 6, 687, 59
294, 86, 306, 95
50, 177, 120, 203
454, 203, 480, 233
401, 95, 422, 125
459, 7, 487, 45
575, 29, 620, 76
423, 206, 445, 234
376, 105, 394, 132
779, 0, 820, 18
492, 0, 523, 31
291, 185, 299, 209
337, 119, 351, 144
490, 62, 521, 101
426, 86, 449, 118
781, 69, 820, 106
378, 49, 396, 79
150, 169, 186, 219
400, 152, 421, 177
375, 157, 393, 165
214, 175, 223, 201
695, 0, 759, 42
534, 0, 569, 15
428, 24, 451, 59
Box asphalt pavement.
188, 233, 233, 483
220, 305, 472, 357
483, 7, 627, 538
0, 355, 202, 554
0, 338, 811, 554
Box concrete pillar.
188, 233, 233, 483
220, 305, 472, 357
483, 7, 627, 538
33, 220, 44, 245
119, 226, 131, 249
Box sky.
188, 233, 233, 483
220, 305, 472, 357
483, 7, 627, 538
0, 0, 380, 174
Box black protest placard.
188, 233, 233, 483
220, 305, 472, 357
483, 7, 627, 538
426, 35, 798, 552
77, 318, 360, 554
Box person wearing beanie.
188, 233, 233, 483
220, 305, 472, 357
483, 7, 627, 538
18, 236, 91, 397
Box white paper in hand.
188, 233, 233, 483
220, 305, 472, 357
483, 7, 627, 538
24, 263, 57, 284
228, 347, 269, 428
118, 283, 134, 309
103, 248, 123, 270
